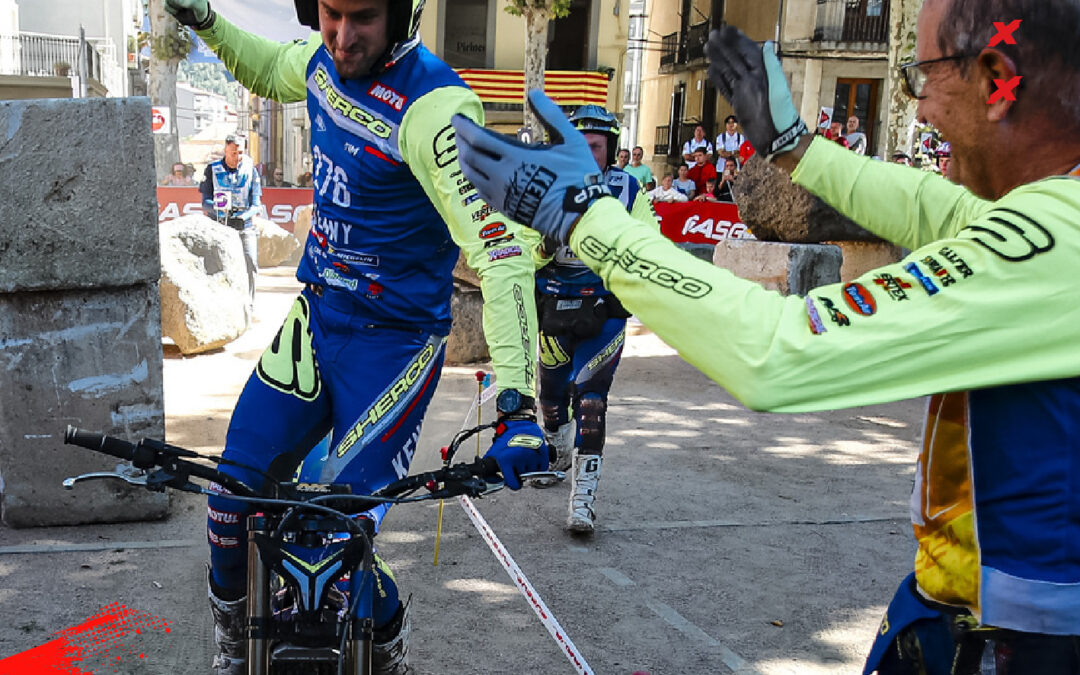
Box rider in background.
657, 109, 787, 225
447, 0, 1080, 670
529, 105, 656, 535
165, 0, 549, 672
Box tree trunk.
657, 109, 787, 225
148, 0, 183, 182
523, 8, 549, 139
885, 0, 923, 157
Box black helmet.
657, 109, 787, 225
569, 104, 620, 167
294, 0, 426, 73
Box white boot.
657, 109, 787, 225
528, 422, 575, 488
567, 454, 601, 534
207, 569, 247, 675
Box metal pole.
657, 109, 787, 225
78, 25, 88, 97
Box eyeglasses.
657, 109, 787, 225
899, 54, 974, 99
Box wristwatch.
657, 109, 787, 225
496, 389, 536, 417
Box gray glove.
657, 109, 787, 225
450, 90, 610, 246
164, 0, 212, 27
706, 26, 808, 160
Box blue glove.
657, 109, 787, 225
484, 418, 549, 490
705, 27, 809, 160
450, 90, 611, 247
164, 0, 212, 27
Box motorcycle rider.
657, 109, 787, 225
448, 0, 1080, 670
164, 0, 549, 672
200, 133, 262, 314
529, 104, 656, 535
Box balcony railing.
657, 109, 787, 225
814, 0, 889, 44
654, 125, 671, 156
685, 20, 709, 62
659, 32, 678, 68
0, 32, 125, 95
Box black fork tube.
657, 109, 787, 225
247, 516, 270, 675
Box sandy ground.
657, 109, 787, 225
0, 267, 924, 674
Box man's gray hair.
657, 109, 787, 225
939, 0, 1080, 127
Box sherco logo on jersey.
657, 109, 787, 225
578, 236, 711, 298
873, 273, 912, 301
842, 283, 876, 316
312, 65, 394, 140
368, 82, 407, 111
480, 222, 507, 239
488, 245, 523, 262
336, 344, 437, 458
903, 262, 940, 296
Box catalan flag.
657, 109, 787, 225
455, 69, 609, 107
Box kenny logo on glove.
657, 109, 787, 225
451, 90, 611, 247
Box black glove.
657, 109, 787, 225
706, 26, 808, 160
163, 0, 215, 28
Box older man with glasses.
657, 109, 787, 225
448, 0, 1080, 672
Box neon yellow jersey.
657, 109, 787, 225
570, 138, 1080, 631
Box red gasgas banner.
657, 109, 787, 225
157, 187, 314, 234
653, 201, 754, 245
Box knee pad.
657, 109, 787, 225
575, 393, 608, 453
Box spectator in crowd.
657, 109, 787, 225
681, 124, 713, 163
648, 174, 689, 203
624, 146, 655, 190
672, 163, 696, 199
201, 134, 262, 313
296, 171, 313, 188
826, 121, 850, 148
738, 139, 756, 166
694, 177, 721, 202
844, 115, 867, 155
263, 164, 293, 187
162, 162, 196, 186
715, 115, 745, 169
616, 148, 630, 170
715, 162, 737, 203
687, 148, 716, 196
892, 152, 912, 166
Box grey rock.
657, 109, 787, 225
453, 251, 482, 288
733, 155, 883, 243
0, 285, 169, 528
445, 283, 489, 365
253, 216, 300, 268
0, 97, 160, 292
713, 240, 842, 296
159, 214, 250, 354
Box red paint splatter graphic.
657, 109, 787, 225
0, 603, 170, 674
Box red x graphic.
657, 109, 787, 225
989, 19, 1021, 47
987, 75, 1023, 104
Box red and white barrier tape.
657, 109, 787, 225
458, 494, 594, 675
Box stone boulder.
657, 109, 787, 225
453, 251, 482, 288
159, 214, 250, 354
285, 206, 313, 266
733, 155, 883, 243
254, 216, 301, 268
445, 283, 489, 365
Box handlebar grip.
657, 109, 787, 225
64, 426, 137, 461
475, 455, 502, 479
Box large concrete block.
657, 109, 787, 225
826, 240, 906, 282
0, 285, 168, 528
0, 97, 160, 293
445, 283, 489, 365
733, 155, 882, 243
713, 240, 842, 296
